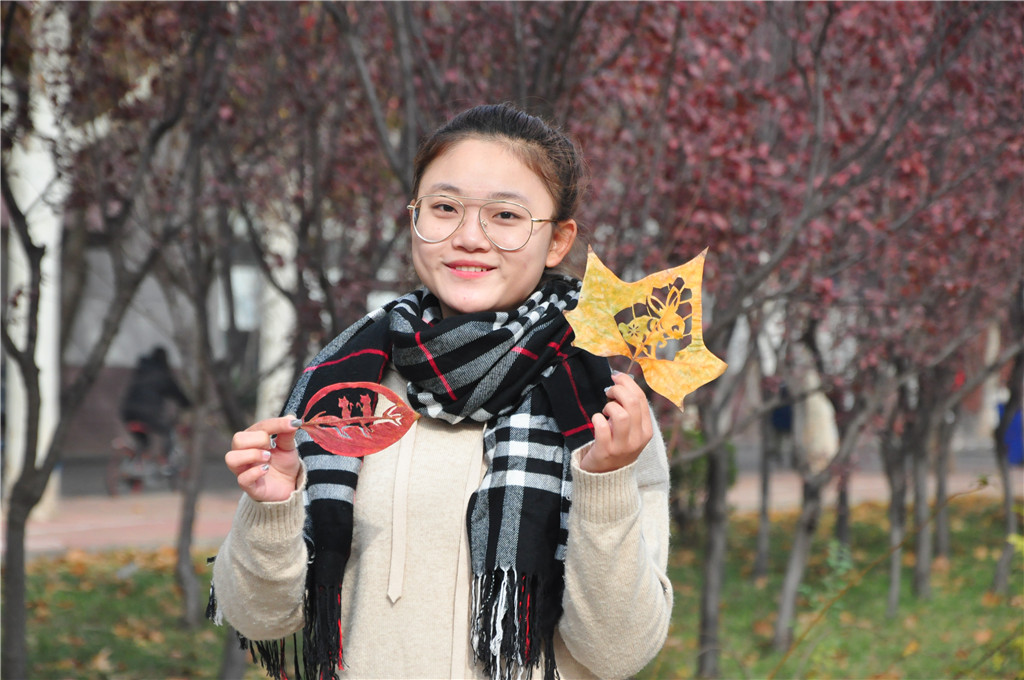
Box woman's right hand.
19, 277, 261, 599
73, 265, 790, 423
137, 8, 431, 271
225, 416, 303, 503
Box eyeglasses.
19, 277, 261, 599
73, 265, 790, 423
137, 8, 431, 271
407, 194, 558, 252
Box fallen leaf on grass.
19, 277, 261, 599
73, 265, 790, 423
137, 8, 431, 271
902, 639, 920, 657
752, 617, 775, 638
670, 549, 697, 567
115, 617, 165, 644
138, 546, 178, 571
796, 611, 816, 628
63, 549, 98, 577
89, 648, 114, 672
672, 582, 695, 596
981, 590, 1003, 607
564, 248, 727, 410
973, 628, 994, 644
29, 599, 51, 623
662, 636, 686, 651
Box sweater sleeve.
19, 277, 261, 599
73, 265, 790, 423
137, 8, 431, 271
558, 422, 673, 678
210, 474, 309, 641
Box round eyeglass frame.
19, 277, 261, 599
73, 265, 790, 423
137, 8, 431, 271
406, 194, 559, 252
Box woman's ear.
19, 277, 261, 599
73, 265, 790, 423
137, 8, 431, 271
545, 219, 578, 268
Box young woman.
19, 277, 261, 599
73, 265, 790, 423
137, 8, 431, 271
209, 104, 672, 680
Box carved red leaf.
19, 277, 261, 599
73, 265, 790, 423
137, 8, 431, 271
299, 381, 419, 456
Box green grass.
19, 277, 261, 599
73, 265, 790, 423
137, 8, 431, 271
16, 495, 1024, 679
21, 547, 258, 680
639, 495, 1024, 680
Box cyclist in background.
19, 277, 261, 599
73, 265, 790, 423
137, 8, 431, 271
119, 346, 191, 463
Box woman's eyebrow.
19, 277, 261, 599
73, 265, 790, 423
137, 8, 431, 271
424, 183, 531, 204
488, 190, 531, 203
425, 182, 463, 195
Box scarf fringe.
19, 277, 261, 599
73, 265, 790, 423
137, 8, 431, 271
471, 569, 560, 680
205, 571, 309, 680
244, 637, 295, 680
301, 583, 343, 680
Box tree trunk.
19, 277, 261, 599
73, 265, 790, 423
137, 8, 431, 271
219, 627, 248, 678
880, 412, 908, 619
1, 488, 33, 680
885, 470, 907, 618
753, 414, 776, 580
991, 349, 1023, 594
989, 449, 1018, 595
696, 443, 730, 678
176, 414, 206, 628
912, 368, 953, 599
773, 480, 823, 652
834, 465, 850, 548
881, 385, 911, 619
911, 430, 933, 599
934, 410, 955, 560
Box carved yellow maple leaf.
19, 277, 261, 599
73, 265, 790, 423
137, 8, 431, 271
564, 247, 727, 410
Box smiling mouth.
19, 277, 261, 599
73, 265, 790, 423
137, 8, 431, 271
450, 265, 491, 273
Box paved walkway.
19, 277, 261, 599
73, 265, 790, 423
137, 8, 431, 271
3, 467, 1020, 560
4, 491, 243, 559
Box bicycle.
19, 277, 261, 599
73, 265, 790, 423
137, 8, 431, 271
106, 421, 187, 496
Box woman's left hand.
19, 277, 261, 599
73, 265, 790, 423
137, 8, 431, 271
580, 372, 654, 473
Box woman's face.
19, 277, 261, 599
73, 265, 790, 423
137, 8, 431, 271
411, 138, 576, 318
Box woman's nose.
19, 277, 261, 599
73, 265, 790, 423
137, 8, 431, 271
450, 208, 491, 250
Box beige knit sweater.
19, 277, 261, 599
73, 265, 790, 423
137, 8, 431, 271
211, 369, 673, 679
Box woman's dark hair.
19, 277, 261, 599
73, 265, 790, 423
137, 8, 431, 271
412, 103, 587, 223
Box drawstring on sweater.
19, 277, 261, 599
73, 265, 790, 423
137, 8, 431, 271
387, 420, 417, 603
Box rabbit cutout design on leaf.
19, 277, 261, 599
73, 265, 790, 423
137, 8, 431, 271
564, 248, 727, 410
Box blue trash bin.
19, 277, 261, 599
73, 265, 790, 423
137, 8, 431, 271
997, 403, 1023, 466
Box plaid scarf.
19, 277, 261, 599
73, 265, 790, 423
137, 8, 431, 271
215, 277, 612, 680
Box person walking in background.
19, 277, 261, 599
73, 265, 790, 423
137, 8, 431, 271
119, 346, 191, 462
208, 103, 672, 680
